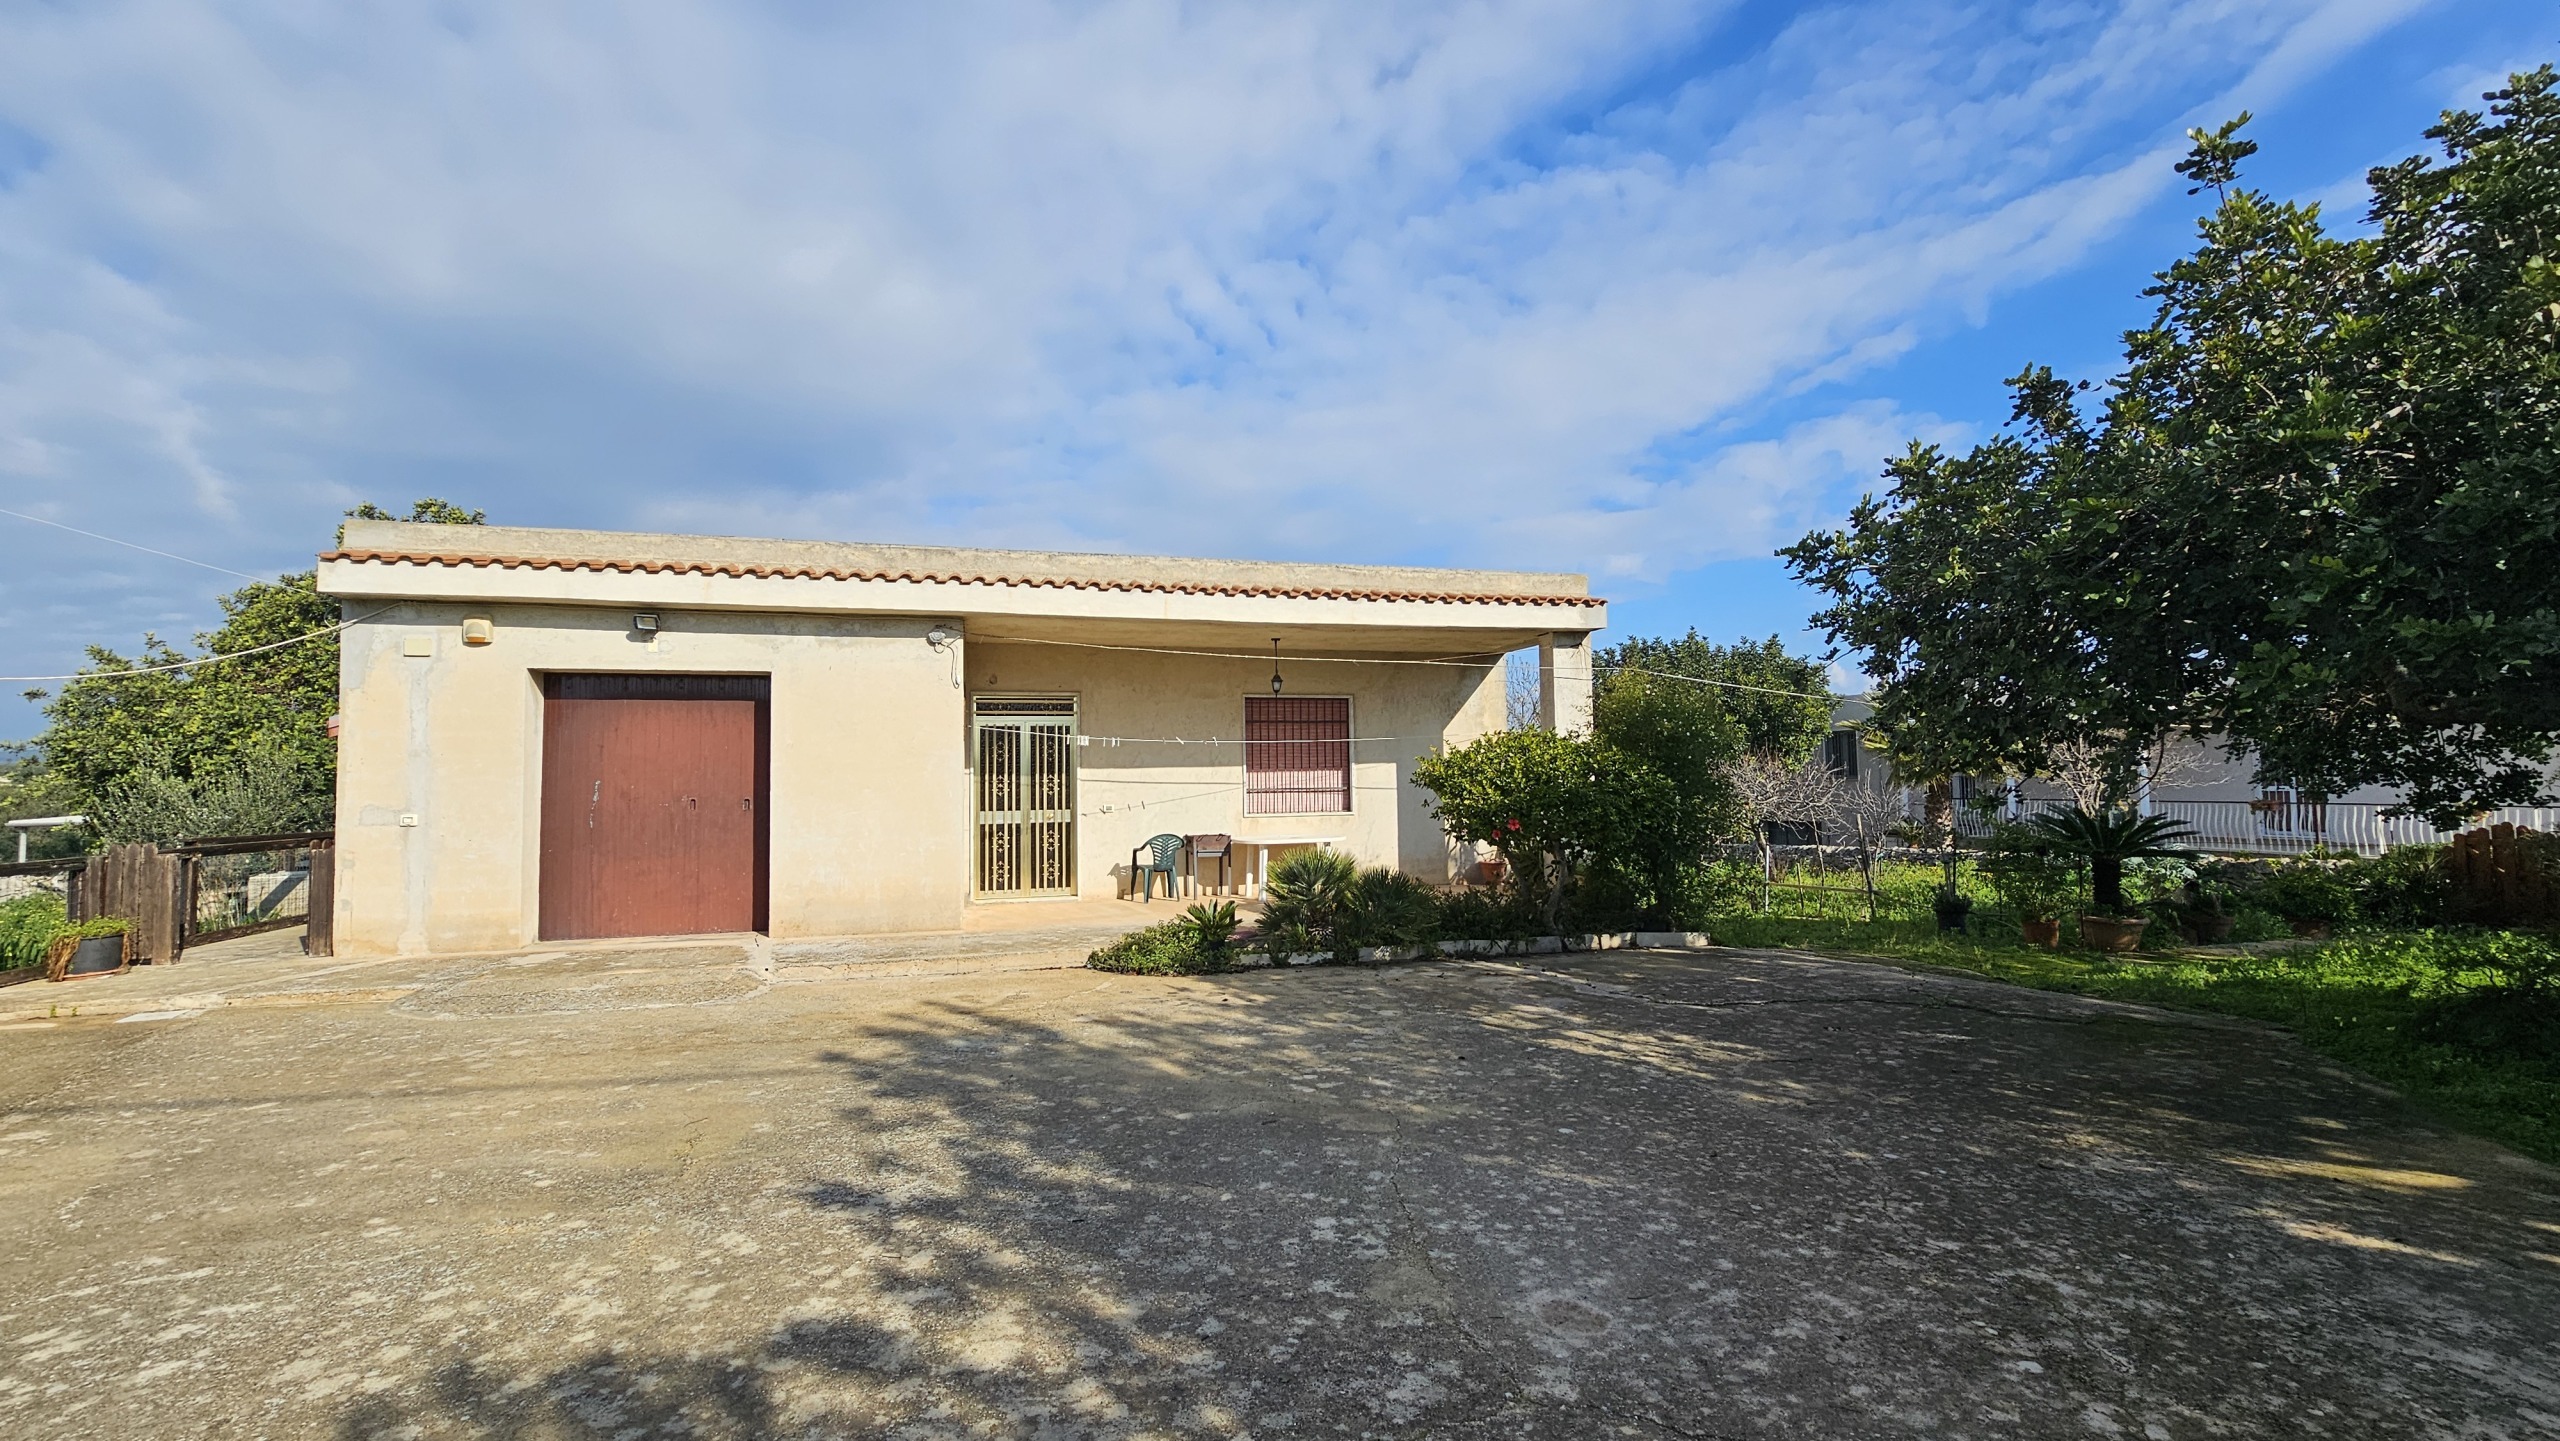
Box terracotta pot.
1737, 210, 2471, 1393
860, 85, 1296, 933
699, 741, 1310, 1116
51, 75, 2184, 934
1477, 858, 1507, 886
2078, 915, 2148, 953
2286, 917, 2333, 939
2019, 917, 2062, 949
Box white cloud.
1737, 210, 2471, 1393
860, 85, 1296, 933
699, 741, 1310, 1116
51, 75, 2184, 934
0, 0, 2431, 699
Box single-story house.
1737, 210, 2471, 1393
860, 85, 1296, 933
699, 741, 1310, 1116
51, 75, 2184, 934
316, 521, 1605, 956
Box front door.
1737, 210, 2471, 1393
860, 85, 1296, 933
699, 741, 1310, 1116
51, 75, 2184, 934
973, 697, 1076, 898
539, 673, 770, 940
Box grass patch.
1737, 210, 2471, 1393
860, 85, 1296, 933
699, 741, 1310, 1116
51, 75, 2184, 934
1713, 915, 2560, 1166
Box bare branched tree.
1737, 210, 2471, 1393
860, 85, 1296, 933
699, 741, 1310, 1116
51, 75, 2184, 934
1727, 753, 1842, 902
1505, 651, 1543, 731
1825, 780, 1907, 921
2041, 731, 2213, 814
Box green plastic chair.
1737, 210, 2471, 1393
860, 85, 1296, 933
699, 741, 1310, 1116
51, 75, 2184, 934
1131, 833, 1186, 902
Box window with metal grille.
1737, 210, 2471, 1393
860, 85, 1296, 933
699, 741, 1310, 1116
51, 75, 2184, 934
1245, 696, 1351, 814
1822, 728, 1862, 780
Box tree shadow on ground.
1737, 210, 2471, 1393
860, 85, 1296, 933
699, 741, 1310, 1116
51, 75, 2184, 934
331, 952, 2560, 1439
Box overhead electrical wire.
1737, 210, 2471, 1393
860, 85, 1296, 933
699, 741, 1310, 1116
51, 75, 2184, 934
0, 607, 392, 684
0, 505, 270, 583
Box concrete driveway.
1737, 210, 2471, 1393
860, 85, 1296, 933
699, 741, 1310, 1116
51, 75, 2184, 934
1, 944, 2553, 1439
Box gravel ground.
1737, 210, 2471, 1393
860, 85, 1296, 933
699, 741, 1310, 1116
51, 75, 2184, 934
1, 944, 2554, 1439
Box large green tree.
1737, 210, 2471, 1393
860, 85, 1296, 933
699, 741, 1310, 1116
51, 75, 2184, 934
28, 497, 484, 841
1590, 631, 1833, 760
1785, 68, 2560, 825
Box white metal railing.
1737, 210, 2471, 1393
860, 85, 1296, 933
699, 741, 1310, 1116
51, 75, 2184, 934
1948, 798, 2559, 858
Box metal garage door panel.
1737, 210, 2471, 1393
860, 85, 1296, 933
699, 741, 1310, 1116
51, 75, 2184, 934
539, 674, 770, 941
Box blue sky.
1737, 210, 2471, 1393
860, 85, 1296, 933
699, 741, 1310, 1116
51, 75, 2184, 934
0, 1, 2551, 737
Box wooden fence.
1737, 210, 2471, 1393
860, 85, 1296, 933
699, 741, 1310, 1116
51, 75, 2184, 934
70, 832, 335, 963
2445, 823, 2557, 927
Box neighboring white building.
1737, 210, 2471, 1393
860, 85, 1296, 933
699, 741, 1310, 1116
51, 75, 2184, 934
1823, 699, 2560, 855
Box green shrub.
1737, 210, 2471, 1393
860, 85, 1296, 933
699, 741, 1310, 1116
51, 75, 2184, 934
1559, 862, 1648, 934
1977, 835, 2081, 922
1178, 901, 1239, 957
2336, 845, 2452, 928
0, 893, 68, 968
2257, 859, 2358, 924
1340, 869, 1439, 952
1258, 849, 1357, 957
1411, 727, 1677, 932
1432, 884, 1539, 943
1087, 921, 1223, 975
2228, 907, 2291, 942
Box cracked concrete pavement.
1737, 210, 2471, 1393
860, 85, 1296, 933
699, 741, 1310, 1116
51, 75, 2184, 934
2, 944, 2555, 1438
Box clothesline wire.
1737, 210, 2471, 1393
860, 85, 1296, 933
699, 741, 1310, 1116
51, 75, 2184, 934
1076, 733, 1409, 747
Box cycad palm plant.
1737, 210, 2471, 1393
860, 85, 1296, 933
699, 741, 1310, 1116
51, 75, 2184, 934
2020, 808, 2196, 917
1258, 848, 1357, 956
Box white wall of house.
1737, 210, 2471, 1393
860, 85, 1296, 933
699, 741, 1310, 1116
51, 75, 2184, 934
964, 638, 1505, 895
332, 601, 970, 956
320, 522, 1598, 956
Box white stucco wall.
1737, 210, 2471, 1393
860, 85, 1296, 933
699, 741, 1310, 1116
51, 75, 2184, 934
964, 640, 1506, 895
331, 602, 968, 956
331, 604, 1514, 956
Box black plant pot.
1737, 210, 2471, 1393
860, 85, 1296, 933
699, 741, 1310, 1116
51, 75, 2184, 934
1932, 896, 1974, 933
65, 935, 127, 978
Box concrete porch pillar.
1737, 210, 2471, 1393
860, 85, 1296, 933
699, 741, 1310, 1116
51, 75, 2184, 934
1538, 632, 1594, 736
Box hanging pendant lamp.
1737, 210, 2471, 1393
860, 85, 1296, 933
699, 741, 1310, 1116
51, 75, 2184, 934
1270, 639, 1284, 696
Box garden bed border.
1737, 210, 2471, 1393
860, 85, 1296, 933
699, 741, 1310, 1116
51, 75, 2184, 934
1210, 931, 1717, 970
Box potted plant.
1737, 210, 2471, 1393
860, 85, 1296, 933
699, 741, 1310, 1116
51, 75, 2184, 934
2020, 808, 2196, 953
1978, 835, 2078, 949
2258, 860, 2354, 938
1930, 884, 1974, 933
45, 917, 131, 981
2170, 890, 2235, 943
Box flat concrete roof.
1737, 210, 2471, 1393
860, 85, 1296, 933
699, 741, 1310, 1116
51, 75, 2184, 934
331, 522, 1593, 602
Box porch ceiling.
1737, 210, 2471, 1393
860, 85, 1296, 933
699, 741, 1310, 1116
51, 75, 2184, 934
960, 614, 1557, 660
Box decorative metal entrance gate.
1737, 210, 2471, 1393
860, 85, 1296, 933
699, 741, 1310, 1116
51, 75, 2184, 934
972, 697, 1077, 898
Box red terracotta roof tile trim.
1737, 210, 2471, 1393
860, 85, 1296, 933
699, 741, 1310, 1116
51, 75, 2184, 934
320, 549, 1607, 608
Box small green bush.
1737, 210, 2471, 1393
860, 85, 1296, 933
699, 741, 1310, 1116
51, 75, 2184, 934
2228, 907, 2292, 942
1258, 849, 1357, 956
1087, 921, 1223, 976
2258, 859, 2358, 924
2336, 845, 2452, 928
0, 893, 68, 968
1178, 901, 1239, 956
1432, 884, 1539, 943
1978, 839, 2080, 922
1341, 869, 1439, 953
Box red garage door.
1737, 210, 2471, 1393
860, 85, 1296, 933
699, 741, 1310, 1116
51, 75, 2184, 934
539, 674, 769, 941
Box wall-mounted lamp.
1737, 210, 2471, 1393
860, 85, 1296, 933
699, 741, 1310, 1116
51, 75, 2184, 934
925, 626, 952, 649
632, 613, 660, 634
1270, 638, 1284, 697
461, 616, 494, 646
